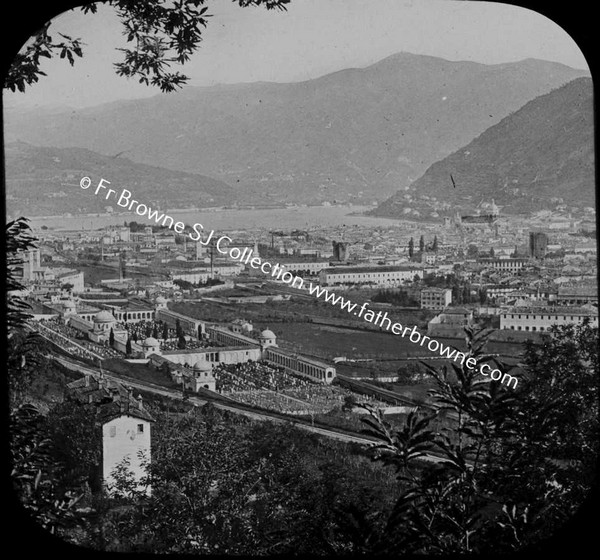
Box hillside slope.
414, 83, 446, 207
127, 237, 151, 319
4, 53, 588, 204
372, 77, 595, 216
5, 142, 236, 217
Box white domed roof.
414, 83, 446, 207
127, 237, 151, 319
193, 361, 212, 371
155, 296, 167, 304
260, 328, 276, 340
63, 300, 77, 310
94, 310, 116, 323
142, 337, 160, 347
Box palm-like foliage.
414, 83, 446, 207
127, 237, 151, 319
357, 324, 599, 554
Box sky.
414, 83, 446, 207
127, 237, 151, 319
3, 0, 590, 110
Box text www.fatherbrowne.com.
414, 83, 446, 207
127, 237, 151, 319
80, 176, 517, 389
304, 284, 518, 389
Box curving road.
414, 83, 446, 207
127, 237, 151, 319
53, 355, 446, 462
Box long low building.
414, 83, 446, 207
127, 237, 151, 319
264, 346, 336, 384
556, 285, 598, 306
156, 307, 206, 337
319, 265, 425, 287
478, 258, 529, 273
207, 325, 261, 347
278, 260, 332, 276
171, 263, 244, 283
162, 345, 262, 367
499, 305, 598, 331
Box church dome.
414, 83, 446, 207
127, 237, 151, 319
142, 337, 159, 347
94, 310, 116, 323
155, 296, 167, 304
193, 361, 212, 372
260, 328, 276, 340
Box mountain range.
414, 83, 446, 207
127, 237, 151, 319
372, 77, 595, 217
4, 142, 235, 218
4, 52, 589, 206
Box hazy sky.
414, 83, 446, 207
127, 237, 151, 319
3, 0, 589, 109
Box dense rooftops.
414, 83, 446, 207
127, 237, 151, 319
66, 375, 154, 423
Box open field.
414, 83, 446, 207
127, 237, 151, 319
173, 295, 435, 329
102, 358, 178, 388
75, 262, 166, 286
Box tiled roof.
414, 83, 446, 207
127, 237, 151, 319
66, 375, 154, 423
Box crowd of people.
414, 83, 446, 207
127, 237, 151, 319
211, 360, 385, 415
230, 389, 313, 414
80, 339, 121, 358
35, 320, 102, 361
282, 385, 386, 413
40, 317, 85, 339
116, 320, 174, 343
35, 317, 385, 415
38, 318, 122, 358
114, 319, 216, 351
213, 361, 307, 393
159, 338, 216, 352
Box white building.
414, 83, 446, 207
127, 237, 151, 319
277, 260, 331, 276
499, 306, 598, 332
102, 407, 153, 496
188, 360, 217, 392
478, 258, 529, 273
55, 269, 85, 293
265, 346, 336, 384
66, 375, 154, 496
420, 287, 452, 310
319, 265, 423, 287
156, 307, 206, 337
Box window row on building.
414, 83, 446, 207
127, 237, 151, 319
264, 347, 336, 384
500, 308, 598, 331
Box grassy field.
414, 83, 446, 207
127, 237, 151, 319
172, 296, 435, 331
102, 358, 178, 388
76, 263, 166, 287
253, 322, 458, 361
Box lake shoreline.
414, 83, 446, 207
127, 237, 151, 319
23, 205, 407, 232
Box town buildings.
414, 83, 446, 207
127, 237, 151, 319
66, 374, 154, 495
319, 264, 425, 287
420, 287, 452, 310
499, 305, 598, 331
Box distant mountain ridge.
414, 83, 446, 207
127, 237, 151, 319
4, 142, 236, 218
372, 77, 595, 217
5, 52, 589, 205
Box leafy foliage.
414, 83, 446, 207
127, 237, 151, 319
371, 288, 418, 306
46, 400, 103, 491
356, 323, 599, 553
75, 407, 400, 554
5, 0, 291, 93
6, 218, 50, 407
10, 404, 89, 535
4, 25, 84, 92
6, 218, 36, 333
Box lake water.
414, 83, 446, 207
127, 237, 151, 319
26, 205, 403, 232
